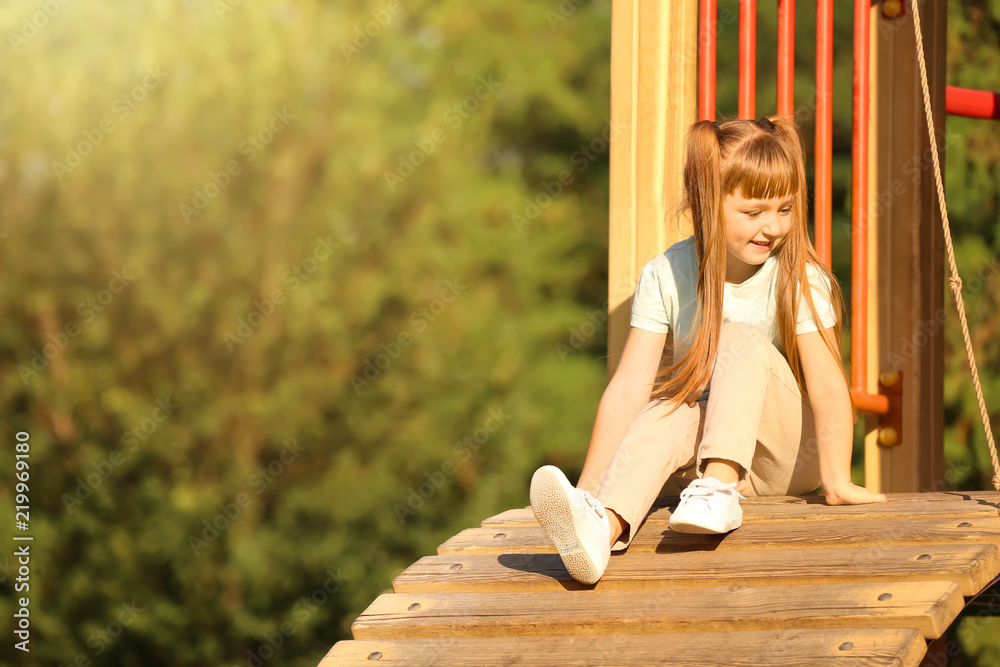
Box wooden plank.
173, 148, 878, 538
668, 491, 1000, 506
442, 516, 1000, 555
396, 544, 1000, 596
607, 0, 697, 379
481, 497, 1000, 527
351, 581, 963, 640
323, 628, 928, 666
669, 491, 1000, 505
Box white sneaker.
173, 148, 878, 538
668, 477, 746, 534
530, 465, 611, 584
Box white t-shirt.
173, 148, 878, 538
630, 235, 838, 399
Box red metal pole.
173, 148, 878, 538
699, 0, 717, 121
738, 0, 756, 119
777, 0, 795, 118
850, 0, 889, 415
946, 85, 1000, 119
814, 0, 832, 268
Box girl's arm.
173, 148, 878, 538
576, 326, 667, 495
797, 328, 887, 505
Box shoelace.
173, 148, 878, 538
679, 481, 746, 505
578, 488, 606, 519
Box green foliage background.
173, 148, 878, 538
0, 0, 997, 665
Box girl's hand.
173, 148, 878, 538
824, 483, 887, 506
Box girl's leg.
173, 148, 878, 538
545, 320, 820, 575
695, 321, 821, 496
664, 322, 819, 534
703, 459, 740, 484
595, 398, 704, 551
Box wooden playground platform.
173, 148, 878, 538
322, 491, 1000, 666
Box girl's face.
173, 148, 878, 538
722, 189, 795, 284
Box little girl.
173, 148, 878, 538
530, 115, 887, 585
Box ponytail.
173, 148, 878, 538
651, 120, 727, 413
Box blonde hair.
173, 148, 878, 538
652, 115, 854, 421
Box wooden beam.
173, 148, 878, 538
608, 0, 698, 378
352, 582, 963, 640
480, 496, 1000, 527
866, 0, 946, 492
395, 545, 999, 596
438, 516, 1000, 555
323, 629, 928, 666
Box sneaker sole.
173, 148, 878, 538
668, 515, 742, 535
530, 468, 602, 585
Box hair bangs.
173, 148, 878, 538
722, 136, 798, 201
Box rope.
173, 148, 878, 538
910, 1, 1000, 491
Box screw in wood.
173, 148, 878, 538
882, 0, 902, 19
917, 554, 932, 561
839, 642, 854, 651
958, 522, 972, 528
407, 603, 421, 611
493, 532, 506, 539
449, 563, 463, 570
878, 593, 893, 601
367, 652, 382, 660
877, 427, 898, 446
879, 369, 900, 387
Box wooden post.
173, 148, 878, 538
608, 0, 698, 379
866, 0, 946, 492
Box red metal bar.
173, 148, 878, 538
814, 0, 832, 268
852, 387, 889, 415
850, 0, 889, 415
777, 0, 795, 117
946, 85, 1000, 119
699, 0, 717, 121
738, 0, 756, 119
